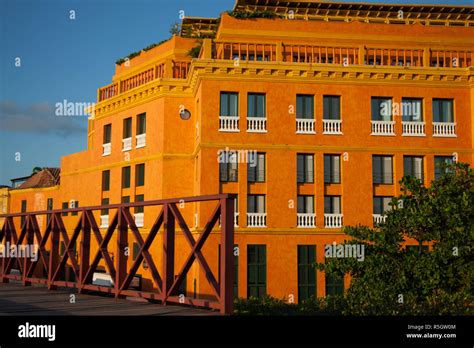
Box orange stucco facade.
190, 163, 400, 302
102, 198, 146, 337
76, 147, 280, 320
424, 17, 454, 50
5, 2, 474, 303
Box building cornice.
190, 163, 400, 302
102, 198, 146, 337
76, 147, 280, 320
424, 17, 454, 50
93, 59, 474, 120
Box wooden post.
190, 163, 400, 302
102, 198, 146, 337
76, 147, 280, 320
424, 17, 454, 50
48, 214, 59, 290
79, 212, 91, 294
219, 197, 235, 315
162, 203, 175, 304
115, 207, 128, 298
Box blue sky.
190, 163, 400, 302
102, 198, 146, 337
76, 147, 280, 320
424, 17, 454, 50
0, 0, 472, 185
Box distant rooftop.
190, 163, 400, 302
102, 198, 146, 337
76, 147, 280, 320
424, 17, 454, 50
231, 0, 474, 26
13, 168, 60, 190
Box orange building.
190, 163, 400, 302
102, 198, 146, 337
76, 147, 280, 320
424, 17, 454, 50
4, 1, 474, 304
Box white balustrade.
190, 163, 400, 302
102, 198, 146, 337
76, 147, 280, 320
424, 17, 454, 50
247, 212, 266, 227
219, 116, 240, 132
297, 213, 316, 228
102, 143, 111, 156
372, 214, 387, 225
371, 120, 395, 136
134, 212, 144, 227
402, 121, 425, 136
100, 215, 109, 228
322, 119, 342, 134
247, 117, 267, 133
136, 133, 146, 148
324, 214, 343, 228
122, 137, 132, 151
433, 122, 456, 137
296, 119, 316, 134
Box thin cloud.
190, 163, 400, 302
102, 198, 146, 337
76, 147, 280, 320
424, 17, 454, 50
0, 101, 87, 136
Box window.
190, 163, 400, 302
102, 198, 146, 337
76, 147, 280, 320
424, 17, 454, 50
324, 196, 341, 214
247, 93, 266, 118
324, 155, 341, 184
135, 164, 145, 187
220, 92, 238, 116
325, 273, 344, 296
323, 96, 340, 120
434, 156, 454, 180
247, 245, 266, 298
297, 154, 314, 183
133, 242, 140, 261
404, 156, 424, 182
373, 196, 392, 215
101, 198, 109, 216
21, 200, 27, 226
122, 166, 131, 188
219, 152, 238, 182
248, 153, 265, 183
433, 99, 454, 122
372, 155, 393, 184
123, 117, 132, 138
71, 201, 79, 216
298, 245, 316, 301
371, 97, 392, 121
296, 95, 314, 119
103, 124, 111, 144
247, 195, 265, 213
47, 198, 53, 223
62, 202, 68, 217
46, 198, 53, 210
297, 195, 314, 214
121, 196, 130, 204
218, 244, 239, 298
402, 98, 423, 122
135, 194, 144, 214
102, 170, 110, 191
136, 113, 146, 135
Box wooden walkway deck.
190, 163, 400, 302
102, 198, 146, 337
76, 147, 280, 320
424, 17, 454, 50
0, 283, 217, 316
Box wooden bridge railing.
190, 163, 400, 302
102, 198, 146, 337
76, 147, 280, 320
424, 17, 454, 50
0, 194, 235, 314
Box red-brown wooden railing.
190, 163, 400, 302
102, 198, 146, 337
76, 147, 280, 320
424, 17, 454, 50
0, 194, 235, 314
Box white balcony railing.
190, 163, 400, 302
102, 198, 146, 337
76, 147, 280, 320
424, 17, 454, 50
433, 122, 456, 137
372, 214, 387, 225
219, 212, 240, 228
296, 119, 316, 134
297, 213, 316, 228
136, 133, 146, 148
247, 212, 266, 227
102, 143, 111, 156
100, 215, 109, 228
134, 213, 144, 228
122, 137, 132, 151
247, 117, 267, 133
219, 116, 240, 132
322, 119, 342, 135
402, 121, 425, 136
324, 214, 343, 228
371, 120, 395, 136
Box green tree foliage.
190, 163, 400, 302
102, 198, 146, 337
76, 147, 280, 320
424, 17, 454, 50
317, 162, 473, 315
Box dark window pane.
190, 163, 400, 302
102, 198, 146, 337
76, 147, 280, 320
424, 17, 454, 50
135, 164, 145, 186
325, 273, 344, 296
123, 118, 132, 138
102, 170, 110, 191
402, 98, 423, 122
298, 245, 316, 301
101, 198, 109, 215
137, 113, 146, 134
103, 124, 111, 144
122, 166, 131, 188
